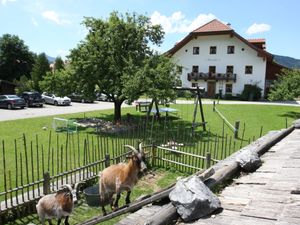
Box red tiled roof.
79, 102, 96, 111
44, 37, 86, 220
192, 19, 233, 33
247, 38, 266, 43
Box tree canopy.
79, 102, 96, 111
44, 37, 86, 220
268, 69, 300, 101
0, 34, 35, 81
31, 53, 50, 91
69, 11, 180, 122
54, 56, 65, 71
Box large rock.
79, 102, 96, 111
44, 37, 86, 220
236, 149, 262, 172
169, 176, 221, 222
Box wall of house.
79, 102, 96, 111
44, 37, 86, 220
172, 34, 267, 97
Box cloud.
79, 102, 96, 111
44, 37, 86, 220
1, 0, 16, 5
31, 17, 38, 27
246, 23, 271, 35
150, 11, 217, 33
42, 10, 70, 25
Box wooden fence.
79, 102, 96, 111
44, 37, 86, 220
0, 116, 257, 222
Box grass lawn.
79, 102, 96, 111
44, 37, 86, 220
1, 104, 300, 193
1, 103, 300, 224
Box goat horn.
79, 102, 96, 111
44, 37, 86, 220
61, 184, 73, 192
124, 145, 139, 155
138, 142, 144, 154
74, 182, 84, 191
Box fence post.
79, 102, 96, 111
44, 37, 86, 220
105, 154, 110, 168
206, 152, 211, 169
43, 172, 51, 195
234, 121, 240, 139
151, 143, 156, 167
213, 101, 215, 112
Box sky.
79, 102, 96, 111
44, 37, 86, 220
1, 0, 299, 60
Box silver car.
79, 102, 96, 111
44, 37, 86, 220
42, 92, 71, 106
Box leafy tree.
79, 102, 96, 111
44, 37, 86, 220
268, 69, 300, 101
0, 34, 35, 81
69, 11, 179, 122
31, 53, 50, 91
14, 75, 34, 95
39, 67, 75, 96
54, 56, 65, 71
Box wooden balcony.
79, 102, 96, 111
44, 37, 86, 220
187, 72, 237, 82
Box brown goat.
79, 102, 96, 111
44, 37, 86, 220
36, 183, 81, 225
99, 143, 147, 215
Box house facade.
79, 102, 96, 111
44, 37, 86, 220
168, 19, 283, 98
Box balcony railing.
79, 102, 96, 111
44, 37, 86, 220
187, 72, 237, 82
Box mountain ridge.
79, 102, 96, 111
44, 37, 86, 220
273, 55, 300, 69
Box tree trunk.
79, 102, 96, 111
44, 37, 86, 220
114, 100, 122, 123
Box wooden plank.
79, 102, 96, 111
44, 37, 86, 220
241, 200, 283, 220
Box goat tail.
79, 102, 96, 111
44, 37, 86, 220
99, 172, 104, 201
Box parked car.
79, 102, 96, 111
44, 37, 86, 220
42, 92, 71, 106
20, 91, 44, 107
68, 93, 94, 103
0, 95, 26, 109
96, 93, 113, 102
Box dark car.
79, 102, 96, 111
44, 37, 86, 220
20, 91, 44, 107
0, 95, 26, 109
68, 93, 94, 103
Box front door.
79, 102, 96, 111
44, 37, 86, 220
207, 82, 216, 97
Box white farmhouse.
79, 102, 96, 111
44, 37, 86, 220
167, 19, 284, 98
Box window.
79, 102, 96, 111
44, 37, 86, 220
227, 46, 235, 54
210, 46, 217, 54
209, 66, 216, 74
192, 65, 199, 73
193, 47, 199, 55
192, 83, 198, 87
225, 84, 233, 93
226, 66, 234, 74
245, 66, 253, 74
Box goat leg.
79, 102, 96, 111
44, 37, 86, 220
47, 219, 53, 225
64, 216, 70, 225
113, 193, 121, 210
125, 191, 131, 204
57, 218, 61, 225
102, 205, 107, 216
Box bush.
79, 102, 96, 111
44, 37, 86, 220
240, 84, 262, 101
268, 69, 300, 101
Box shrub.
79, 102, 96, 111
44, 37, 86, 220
268, 69, 300, 101
240, 84, 262, 101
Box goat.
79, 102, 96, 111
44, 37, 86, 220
36, 183, 81, 225
99, 143, 147, 215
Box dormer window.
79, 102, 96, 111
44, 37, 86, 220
227, 46, 235, 54
210, 46, 217, 54
193, 47, 199, 55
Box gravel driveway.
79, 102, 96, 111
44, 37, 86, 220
0, 101, 129, 122
1, 99, 299, 122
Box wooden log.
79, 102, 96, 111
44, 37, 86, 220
77, 168, 214, 225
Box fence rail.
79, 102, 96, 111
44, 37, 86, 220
0, 116, 251, 222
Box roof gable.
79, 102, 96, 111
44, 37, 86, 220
167, 19, 272, 60
192, 19, 233, 33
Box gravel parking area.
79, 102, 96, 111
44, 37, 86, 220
0, 101, 129, 122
